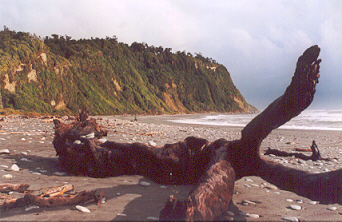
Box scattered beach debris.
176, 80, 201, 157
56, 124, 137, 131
265, 140, 331, 161
140, 132, 162, 136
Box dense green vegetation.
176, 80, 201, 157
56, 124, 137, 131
0, 27, 257, 115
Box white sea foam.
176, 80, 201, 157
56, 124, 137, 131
168, 110, 342, 131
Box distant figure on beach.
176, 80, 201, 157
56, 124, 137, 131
134, 115, 138, 121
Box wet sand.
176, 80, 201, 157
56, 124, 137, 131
0, 114, 341, 221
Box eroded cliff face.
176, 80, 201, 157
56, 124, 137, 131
0, 29, 257, 115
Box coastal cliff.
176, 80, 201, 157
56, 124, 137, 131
0, 28, 257, 115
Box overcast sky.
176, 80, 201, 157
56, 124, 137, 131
1, 0, 341, 110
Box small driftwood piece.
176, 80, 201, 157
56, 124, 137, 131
52, 46, 341, 220
0, 183, 30, 193
24, 190, 95, 208
264, 140, 330, 161
40, 184, 74, 197
2, 190, 95, 211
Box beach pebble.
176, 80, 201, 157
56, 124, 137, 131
98, 138, 107, 143
100, 197, 106, 204
283, 216, 299, 222
76, 205, 91, 213
73, 140, 82, 145
298, 159, 306, 164
40, 170, 47, 173
266, 184, 278, 190
53, 171, 67, 176
295, 199, 303, 203
32, 172, 42, 175
308, 201, 318, 205
2, 174, 12, 178
239, 211, 249, 216
25, 205, 39, 211
248, 214, 259, 218
244, 178, 253, 182
20, 158, 32, 162
327, 206, 337, 211
9, 164, 20, 171
117, 213, 127, 216
139, 181, 151, 187
289, 205, 301, 210
148, 141, 157, 146
286, 199, 293, 202
81, 132, 95, 139
21, 151, 28, 155
0, 165, 8, 168
0, 149, 10, 154
242, 200, 257, 205
160, 185, 167, 189
286, 141, 295, 145
146, 216, 159, 220
244, 184, 251, 188
226, 211, 235, 216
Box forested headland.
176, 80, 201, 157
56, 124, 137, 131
0, 27, 257, 115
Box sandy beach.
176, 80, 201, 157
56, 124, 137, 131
0, 114, 341, 221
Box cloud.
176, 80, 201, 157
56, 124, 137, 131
0, 0, 341, 110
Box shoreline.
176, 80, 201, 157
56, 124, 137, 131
0, 114, 341, 221
112, 113, 342, 133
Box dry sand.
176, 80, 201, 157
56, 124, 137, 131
0, 114, 341, 221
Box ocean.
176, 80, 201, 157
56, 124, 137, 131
169, 110, 342, 131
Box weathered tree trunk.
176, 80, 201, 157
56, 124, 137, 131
52, 46, 341, 220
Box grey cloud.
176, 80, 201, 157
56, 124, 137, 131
0, 0, 341, 110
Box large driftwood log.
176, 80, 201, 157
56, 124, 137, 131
52, 46, 341, 220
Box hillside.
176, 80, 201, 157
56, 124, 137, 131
0, 28, 257, 115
